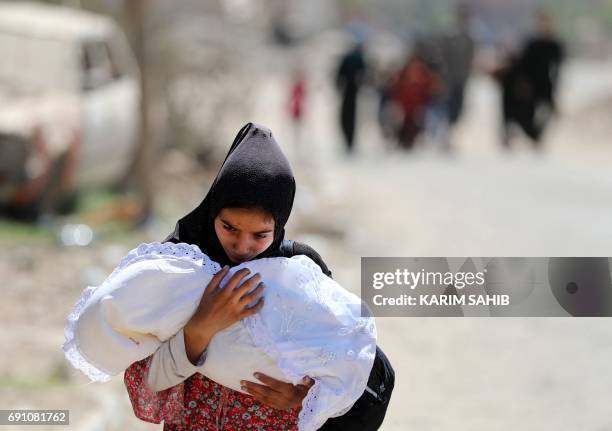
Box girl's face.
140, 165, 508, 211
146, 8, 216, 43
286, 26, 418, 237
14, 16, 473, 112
214, 207, 275, 264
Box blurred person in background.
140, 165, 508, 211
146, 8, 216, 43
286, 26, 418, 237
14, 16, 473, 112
428, 4, 475, 152
376, 66, 402, 145
287, 64, 307, 151
441, 4, 474, 127
494, 10, 565, 149
390, 38, 443, 150
336, 41, 367, 153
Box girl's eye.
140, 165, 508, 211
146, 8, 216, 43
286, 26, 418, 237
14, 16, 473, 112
255, 234, 269, 239
223, 225, 237, 232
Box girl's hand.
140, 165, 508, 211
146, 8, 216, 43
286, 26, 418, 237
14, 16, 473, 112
240, 373, 315, 411
184, 266, 266, 363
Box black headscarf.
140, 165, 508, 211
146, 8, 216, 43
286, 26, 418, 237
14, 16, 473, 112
163, 122, 297, 267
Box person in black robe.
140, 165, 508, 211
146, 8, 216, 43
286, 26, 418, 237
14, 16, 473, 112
440, 4, 474, 127
498, 11, 564, 148
164, 122, 395, 429
336, 43, 367, 153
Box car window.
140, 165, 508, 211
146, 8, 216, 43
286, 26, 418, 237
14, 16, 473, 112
81, 39, 118, 90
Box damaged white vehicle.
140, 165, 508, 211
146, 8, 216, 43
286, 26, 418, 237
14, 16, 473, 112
0, 2, 140, 219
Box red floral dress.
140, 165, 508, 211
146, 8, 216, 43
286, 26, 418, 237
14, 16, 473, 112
124, 357, 299, 430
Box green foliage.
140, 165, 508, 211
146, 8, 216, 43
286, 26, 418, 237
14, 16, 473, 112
0, 220, 55, 245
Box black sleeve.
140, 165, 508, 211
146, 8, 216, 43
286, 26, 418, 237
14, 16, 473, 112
280, 240, 332, 278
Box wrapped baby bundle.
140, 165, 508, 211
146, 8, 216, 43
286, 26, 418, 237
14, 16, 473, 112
63, 241, 376, 431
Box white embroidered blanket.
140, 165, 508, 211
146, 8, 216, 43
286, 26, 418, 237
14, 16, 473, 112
63, 242, 376, 431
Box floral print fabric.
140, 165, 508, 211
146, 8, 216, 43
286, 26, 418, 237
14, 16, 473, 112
124, 357, 299, 430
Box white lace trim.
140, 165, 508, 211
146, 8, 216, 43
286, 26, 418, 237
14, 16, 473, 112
63, 285, 112, 381
299, 379, 325, 431
242, 255, 354, 431
62, 241, 221, 382
107, 241, 221, 282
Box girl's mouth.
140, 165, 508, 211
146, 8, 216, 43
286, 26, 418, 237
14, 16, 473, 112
229, 253, 251, 263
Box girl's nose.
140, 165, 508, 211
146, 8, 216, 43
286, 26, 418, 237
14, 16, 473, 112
233, 240, 250, 255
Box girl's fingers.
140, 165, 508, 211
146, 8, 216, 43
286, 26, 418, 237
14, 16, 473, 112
205, 265, 229, 296
233, 274, 262, 301
241, 379, 276, 394
241, 375, 306, 410
240, 379, 281, 404
302, 376, 315, 388
223, 268, 251, 293
242, 387, 274, 406
252, 372, 290, 392
238, 282, 265, 306
239, 297, 264, 318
